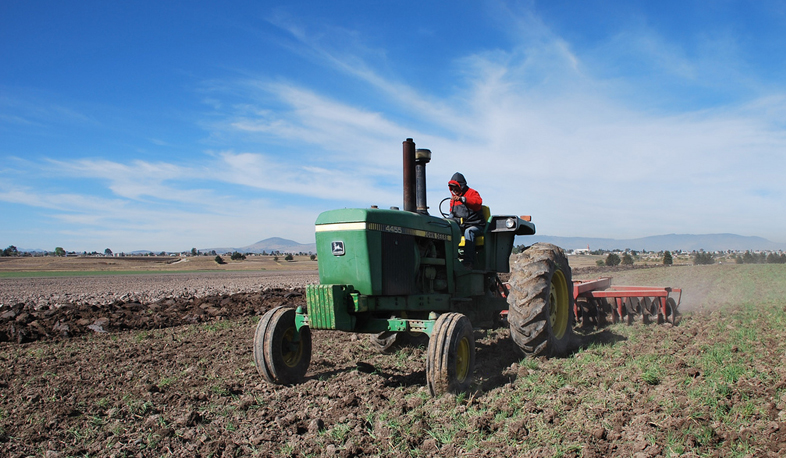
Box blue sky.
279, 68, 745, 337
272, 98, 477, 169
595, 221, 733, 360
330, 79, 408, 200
2, 1, 785, 252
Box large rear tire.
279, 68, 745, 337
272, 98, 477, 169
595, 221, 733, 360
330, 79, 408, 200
253, 306, 311, 385
507, 243, 574, 357
426, 313, 475, 396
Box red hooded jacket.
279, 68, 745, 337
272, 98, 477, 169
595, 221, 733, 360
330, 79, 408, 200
448, 172, 484, 228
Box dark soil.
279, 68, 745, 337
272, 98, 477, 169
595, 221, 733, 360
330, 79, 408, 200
1, 276, 785, 457
0, 289, 301, 344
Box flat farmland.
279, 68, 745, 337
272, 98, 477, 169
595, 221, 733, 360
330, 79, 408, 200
0, 254, 319, 274
1, 261, 785, 457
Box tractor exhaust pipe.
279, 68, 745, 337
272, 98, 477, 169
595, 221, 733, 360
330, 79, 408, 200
403, 138, 416, 212
415, 148, 431, 215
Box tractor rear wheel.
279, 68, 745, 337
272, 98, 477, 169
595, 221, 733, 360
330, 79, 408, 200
253, 306, 311, 385
426, 313, 475, 396
507, 243, 574, 357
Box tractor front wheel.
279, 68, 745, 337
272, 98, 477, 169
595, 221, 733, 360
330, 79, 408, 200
253, 306, 311, 385
426, 313, 475, 396
507, 243, 575, 358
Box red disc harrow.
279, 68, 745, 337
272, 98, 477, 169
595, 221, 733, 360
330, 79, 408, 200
573, 277, 682, 326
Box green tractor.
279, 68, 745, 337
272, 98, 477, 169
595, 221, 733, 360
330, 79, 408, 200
253, 138, 574, 395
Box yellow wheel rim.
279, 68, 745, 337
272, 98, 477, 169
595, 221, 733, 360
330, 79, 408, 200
282, 326, 303, 368
548, 269, 569, 339
456, 336, 470, 382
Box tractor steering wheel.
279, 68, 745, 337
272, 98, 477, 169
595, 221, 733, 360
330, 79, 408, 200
439, 197, 452, 218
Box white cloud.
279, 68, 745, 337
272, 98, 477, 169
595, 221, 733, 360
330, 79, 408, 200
215, 150, 399, 204
0, 181, 319, 252
228, 83, 410, 162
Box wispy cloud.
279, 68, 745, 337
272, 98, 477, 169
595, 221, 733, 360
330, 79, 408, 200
48, 158, 210, 203
0, 91, 95, 127
228, 83, 408, 159
0, 176, 320, 251
214, 150, 399, 204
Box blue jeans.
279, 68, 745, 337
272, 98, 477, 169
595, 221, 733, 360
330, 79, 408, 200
463, 226, 482, 264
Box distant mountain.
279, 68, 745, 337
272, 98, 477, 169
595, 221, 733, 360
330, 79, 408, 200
239, 237, 317, 253
203, 237, 316, 254
519, 233, 785, 252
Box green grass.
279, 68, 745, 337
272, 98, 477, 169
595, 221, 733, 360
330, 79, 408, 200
327, 423, 352, 443
609, 263, 786, 309
157, 376, 177, 388
134, 331, 150, 342
204, 320, 234, 332
495, 264, 786, 457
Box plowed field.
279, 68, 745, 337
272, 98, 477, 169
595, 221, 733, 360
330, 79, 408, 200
2, 264, 786, 457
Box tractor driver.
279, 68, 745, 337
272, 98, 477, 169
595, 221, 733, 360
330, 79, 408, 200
448, 172, 484, 270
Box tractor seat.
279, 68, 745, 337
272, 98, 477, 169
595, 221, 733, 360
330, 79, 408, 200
458, 205, 491, 247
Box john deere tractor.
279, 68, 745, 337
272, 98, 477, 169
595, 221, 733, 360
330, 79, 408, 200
253, 138, 574, 395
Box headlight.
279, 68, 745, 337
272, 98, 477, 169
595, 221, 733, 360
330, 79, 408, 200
505, 218, 516, 229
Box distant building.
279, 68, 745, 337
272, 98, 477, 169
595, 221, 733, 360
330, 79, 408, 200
573, 245, 590, 255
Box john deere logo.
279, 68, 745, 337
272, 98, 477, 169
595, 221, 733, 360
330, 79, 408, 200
331, 241, 345, 256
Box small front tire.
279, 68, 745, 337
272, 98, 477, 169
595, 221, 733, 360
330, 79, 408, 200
253, 306, 311, 385
426, 313, 475, 396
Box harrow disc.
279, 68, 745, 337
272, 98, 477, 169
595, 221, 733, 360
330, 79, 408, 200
664, 297, 679, 324
624, 297, 641, 325
641, 297, 658, 324
576, 297, 599, 328
595, 298, 618, 326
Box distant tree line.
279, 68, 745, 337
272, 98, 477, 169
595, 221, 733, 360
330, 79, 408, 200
735, 250, 786, 264
600, 252, 635, 266
1, 245, 322, 258
1, 245, 18, 256
693, 251, 715, 265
